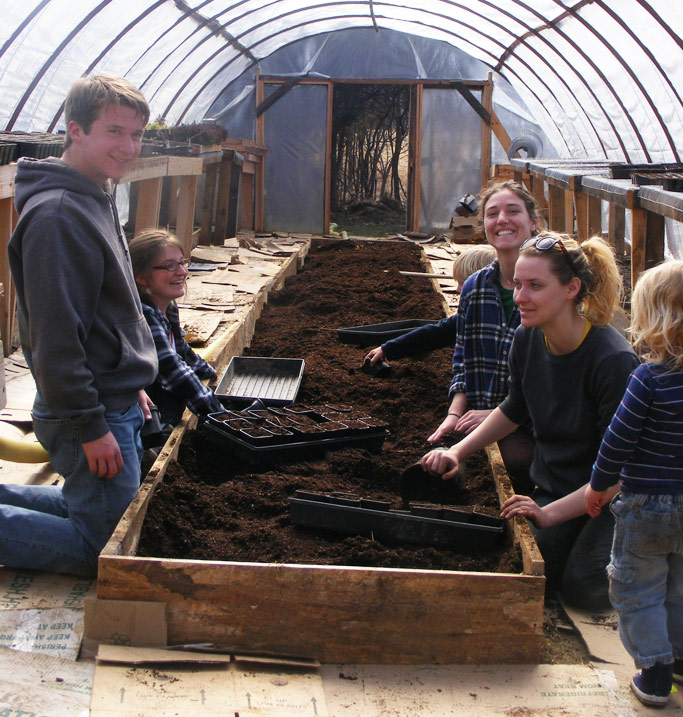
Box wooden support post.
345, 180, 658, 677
575, 192, 588, 242
587, 195, 602, 237
563, 190, 575, 234
0, 197, 15, 355
645, 211, 665, 269
199, 163, 219, 245
167, 176, 179, 229
547, 184, 565, 232
631, 206, 665, 291
175, 175, 198, 255
134, 177, 163, 233
213, 156, 233, 244
480, 75, 493, 191
608, 203, 625, 255
630, 206, 647, 289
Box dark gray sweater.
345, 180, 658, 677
9, 158, 158, 442
499, 324, 639, 498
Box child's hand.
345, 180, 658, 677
364, 346, 385, 366
584, 485, 606, 518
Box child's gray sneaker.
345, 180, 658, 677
630, 663, 673, 708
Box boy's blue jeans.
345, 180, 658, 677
608, 491, 683, 669
0, 398, 144, 577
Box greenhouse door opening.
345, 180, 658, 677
330, 84, 410, 237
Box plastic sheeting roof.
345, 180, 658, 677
1, 1, 681, 162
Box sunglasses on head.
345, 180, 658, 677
520, 236, 579, 276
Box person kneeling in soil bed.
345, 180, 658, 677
422, 231, 639, 610
129, 229, 223, 436
369, 182, 540, 493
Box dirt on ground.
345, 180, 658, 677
138, 238, 589, 663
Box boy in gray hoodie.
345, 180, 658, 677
3, 74, 158, 576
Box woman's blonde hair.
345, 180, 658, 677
129, 228, 186, 285
452, 245, 496, 284
519, 231, 622, 327
630, 259, 683, 370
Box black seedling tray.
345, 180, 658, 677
336, 319, 438, 346
202, 404, 388, 467
215, 356, 305, 404
289, 490, 504, 549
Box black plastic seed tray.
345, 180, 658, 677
215, 356, 305, 404
289, 490, 504, 549
202, 405, 388, 466
336, 319, 438, 346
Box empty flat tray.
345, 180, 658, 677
215, 357, 305, 404
336, 319, 438, 346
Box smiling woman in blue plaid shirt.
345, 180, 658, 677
427, 181, 540, 493
129, 229, 223, 429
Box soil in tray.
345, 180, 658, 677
138, 240, 522, 574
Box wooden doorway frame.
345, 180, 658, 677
257, 74, 505, 235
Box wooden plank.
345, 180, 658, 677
213, 156, 233, 244
199, 162, 219, 245
645, 210, 665, 269
608, 203, 625, 255
0, 164, 17, 201
575, 192, 588, 242
480, 74, 493, 191
97, 558, 543, 664
587, 194, 602, 237
134, 177, 163, 233
0, 197, 16, 354
486, 443, 544, 577
631, 206, 647, 288
174, 174, 198, 255
563, 190, 575, 234
547, 184, 565, 232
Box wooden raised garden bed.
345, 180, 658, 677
96, 239, 545, 664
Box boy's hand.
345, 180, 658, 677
83, 432, 123, 479
584, 485, 606, 518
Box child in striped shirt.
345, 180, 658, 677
586, 259, 683, 708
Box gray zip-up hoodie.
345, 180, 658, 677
9, 157, 158, 443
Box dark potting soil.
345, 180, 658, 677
137, 240, 523, 574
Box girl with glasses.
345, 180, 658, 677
424, 181, 541, 494
422, 230, 639, 611
129, 229, 223, 435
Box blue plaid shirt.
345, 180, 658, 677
449, 261, 520, 408
142, 299, 223, 418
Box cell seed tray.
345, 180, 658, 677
215, 356, 305, 404
336, 319, 438, 346
289, 490, 504, 549
203, 404, 388, 466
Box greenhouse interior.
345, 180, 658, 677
0, 1, 682, 715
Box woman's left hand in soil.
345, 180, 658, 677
421, 447, 460, 481
500, 495, 549, 529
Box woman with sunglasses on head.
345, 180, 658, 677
422, 231, 639, 609
426, 181, 540, 494
129, 229, 223, 431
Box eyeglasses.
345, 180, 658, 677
152, 259, 190, 272
520, 236, 579, 275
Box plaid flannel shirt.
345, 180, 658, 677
142, 299, 223, 417
449, 261, 520, 408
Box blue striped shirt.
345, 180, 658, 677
450, 261, 520, 407
590, 362, 683, 493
